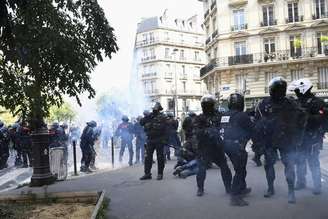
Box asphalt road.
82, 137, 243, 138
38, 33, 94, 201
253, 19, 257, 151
4, 157, 328, 219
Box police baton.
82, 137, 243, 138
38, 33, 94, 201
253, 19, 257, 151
72, 140, 78, 176
111, 136, 115, 168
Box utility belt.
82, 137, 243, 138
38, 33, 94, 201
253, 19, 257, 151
224, 139, 246, 152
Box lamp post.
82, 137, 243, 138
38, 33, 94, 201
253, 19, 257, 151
172, 48, 179, 117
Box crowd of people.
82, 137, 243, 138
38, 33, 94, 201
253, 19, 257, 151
0, 76, 326, 208
137, 76, 328, 207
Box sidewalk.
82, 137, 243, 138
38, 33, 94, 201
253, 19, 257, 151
2, 157, 328, 219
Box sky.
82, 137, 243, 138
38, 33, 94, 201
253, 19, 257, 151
91, 0, 203, 94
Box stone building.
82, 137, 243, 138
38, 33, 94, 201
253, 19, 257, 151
199, 0, 328, 107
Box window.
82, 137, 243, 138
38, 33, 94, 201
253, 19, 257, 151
194, 51, 200, 61
318, 67, 328, 89
236, 74, 247, 92
194, 67, 200, 80
149, 32, 155, 42
317, 32, 328, 54
213, 47, 218, 58
165, 48, 170, 58
315, 0, 327, 19
182, 81, 187, 93
182, 65, 186, 74
180, 50, 185, 60
166, 64, 171, 75
142, 34, 148, 43
288, 2, 299, 22
233, 9, 245, 30
291, 69, 304, 81
164, 32, 169, 41
167, 98, 174, 111
264, 38, 275, 54
143, 49, 148, 58
234, 41, 246, 56
262, 5, 274, 26
290, 35, 302, 58
212, 17, 217, 31
150, 48, 155, 58
265, 72, 277, 93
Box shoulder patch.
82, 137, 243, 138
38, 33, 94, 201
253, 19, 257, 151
221, 116, 230, 123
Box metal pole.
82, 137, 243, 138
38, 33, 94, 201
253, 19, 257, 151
73, 140, 78, 176
111, 136, 115, 168
174, 53, 178, 118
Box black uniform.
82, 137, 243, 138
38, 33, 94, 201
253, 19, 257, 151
0, 126, 10, 169
18, 125, 32, 168
193, 110, 232, 195
220, 110, 253, 196
166, 116, 181, 159
80, 121, 97, 172
133, 119, 146, 164
255, 96, 306, 203
295, 93, 325, 193
140, 107, 169, 180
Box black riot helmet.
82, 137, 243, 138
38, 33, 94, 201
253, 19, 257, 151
122, 115, 129, 122
152, 102, 163, 113
228, 93, 245, 111
201, 95, 216, 114
269, 77, 287, 101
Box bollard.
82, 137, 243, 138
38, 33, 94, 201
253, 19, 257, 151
73, 140, 78, 176
111, 137, 114, 168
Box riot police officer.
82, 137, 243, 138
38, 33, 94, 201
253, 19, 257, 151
289, 78, 325, 195
18, 122, 32, 168
115, 115, 134, 166
140, 102, 169, 180
133, 116, 146, 164
255, 77, 306, 204
167, 112, 181, 159
193, 95, 232, 197
80, 121, 97, 173
220, 93, 253, 206
0, 121, 10, 169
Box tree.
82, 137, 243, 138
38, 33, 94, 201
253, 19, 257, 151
47, 102, 76, 124
0, 0, 118, 186
0, 0, 118, 130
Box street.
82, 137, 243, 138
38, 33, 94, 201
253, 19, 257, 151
3, 150, 328, 219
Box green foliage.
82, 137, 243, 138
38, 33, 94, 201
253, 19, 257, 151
47, 102, 76, 123
0, 0, 118, 129
321, 35, 328, 45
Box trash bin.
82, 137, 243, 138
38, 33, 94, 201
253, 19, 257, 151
49, 147, 68, 180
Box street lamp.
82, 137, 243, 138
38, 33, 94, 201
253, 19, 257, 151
172, 48, 179, 117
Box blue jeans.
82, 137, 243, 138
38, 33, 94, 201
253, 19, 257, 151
119, 139, 133, 165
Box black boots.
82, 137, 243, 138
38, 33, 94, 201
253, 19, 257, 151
140, 174, 152, 180
197, 187, 204, 197
264, 186, 275, 198
288, 186, 296, 204
157, 174, 163, 180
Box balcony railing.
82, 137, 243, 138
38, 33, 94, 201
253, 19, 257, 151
286, 15, 304, 23
205, 36, 211, 45
228, 54, 253, 65
212, 29, 218, 39
142, 72, 157, 78
211, 1, 217, 10
200, 47, 327, 77
141, 56, 156, 62
317, 82, 328, 90
204, 9, 210, 19
231, 24, 248, 32
260, 19, 277, 27
135, 39, 204, 48
312, 12, 328, 20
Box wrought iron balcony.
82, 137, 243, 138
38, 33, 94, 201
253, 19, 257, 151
205, 36, 211, 45
231, 24, 248, 32
204, 9, 210, 19
212, 29, 218, 39
211, 1, 217, 10
141, 56, 156, 62
260, 19, 277, 27
286, 15, 304, 23
228, 54, 253, 65
317, 82, 328, 90
312, 12, 328, 20
200, 47, 327, 78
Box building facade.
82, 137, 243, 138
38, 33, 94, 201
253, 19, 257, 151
199, 0, 328, 107
134, 11, 206, 116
